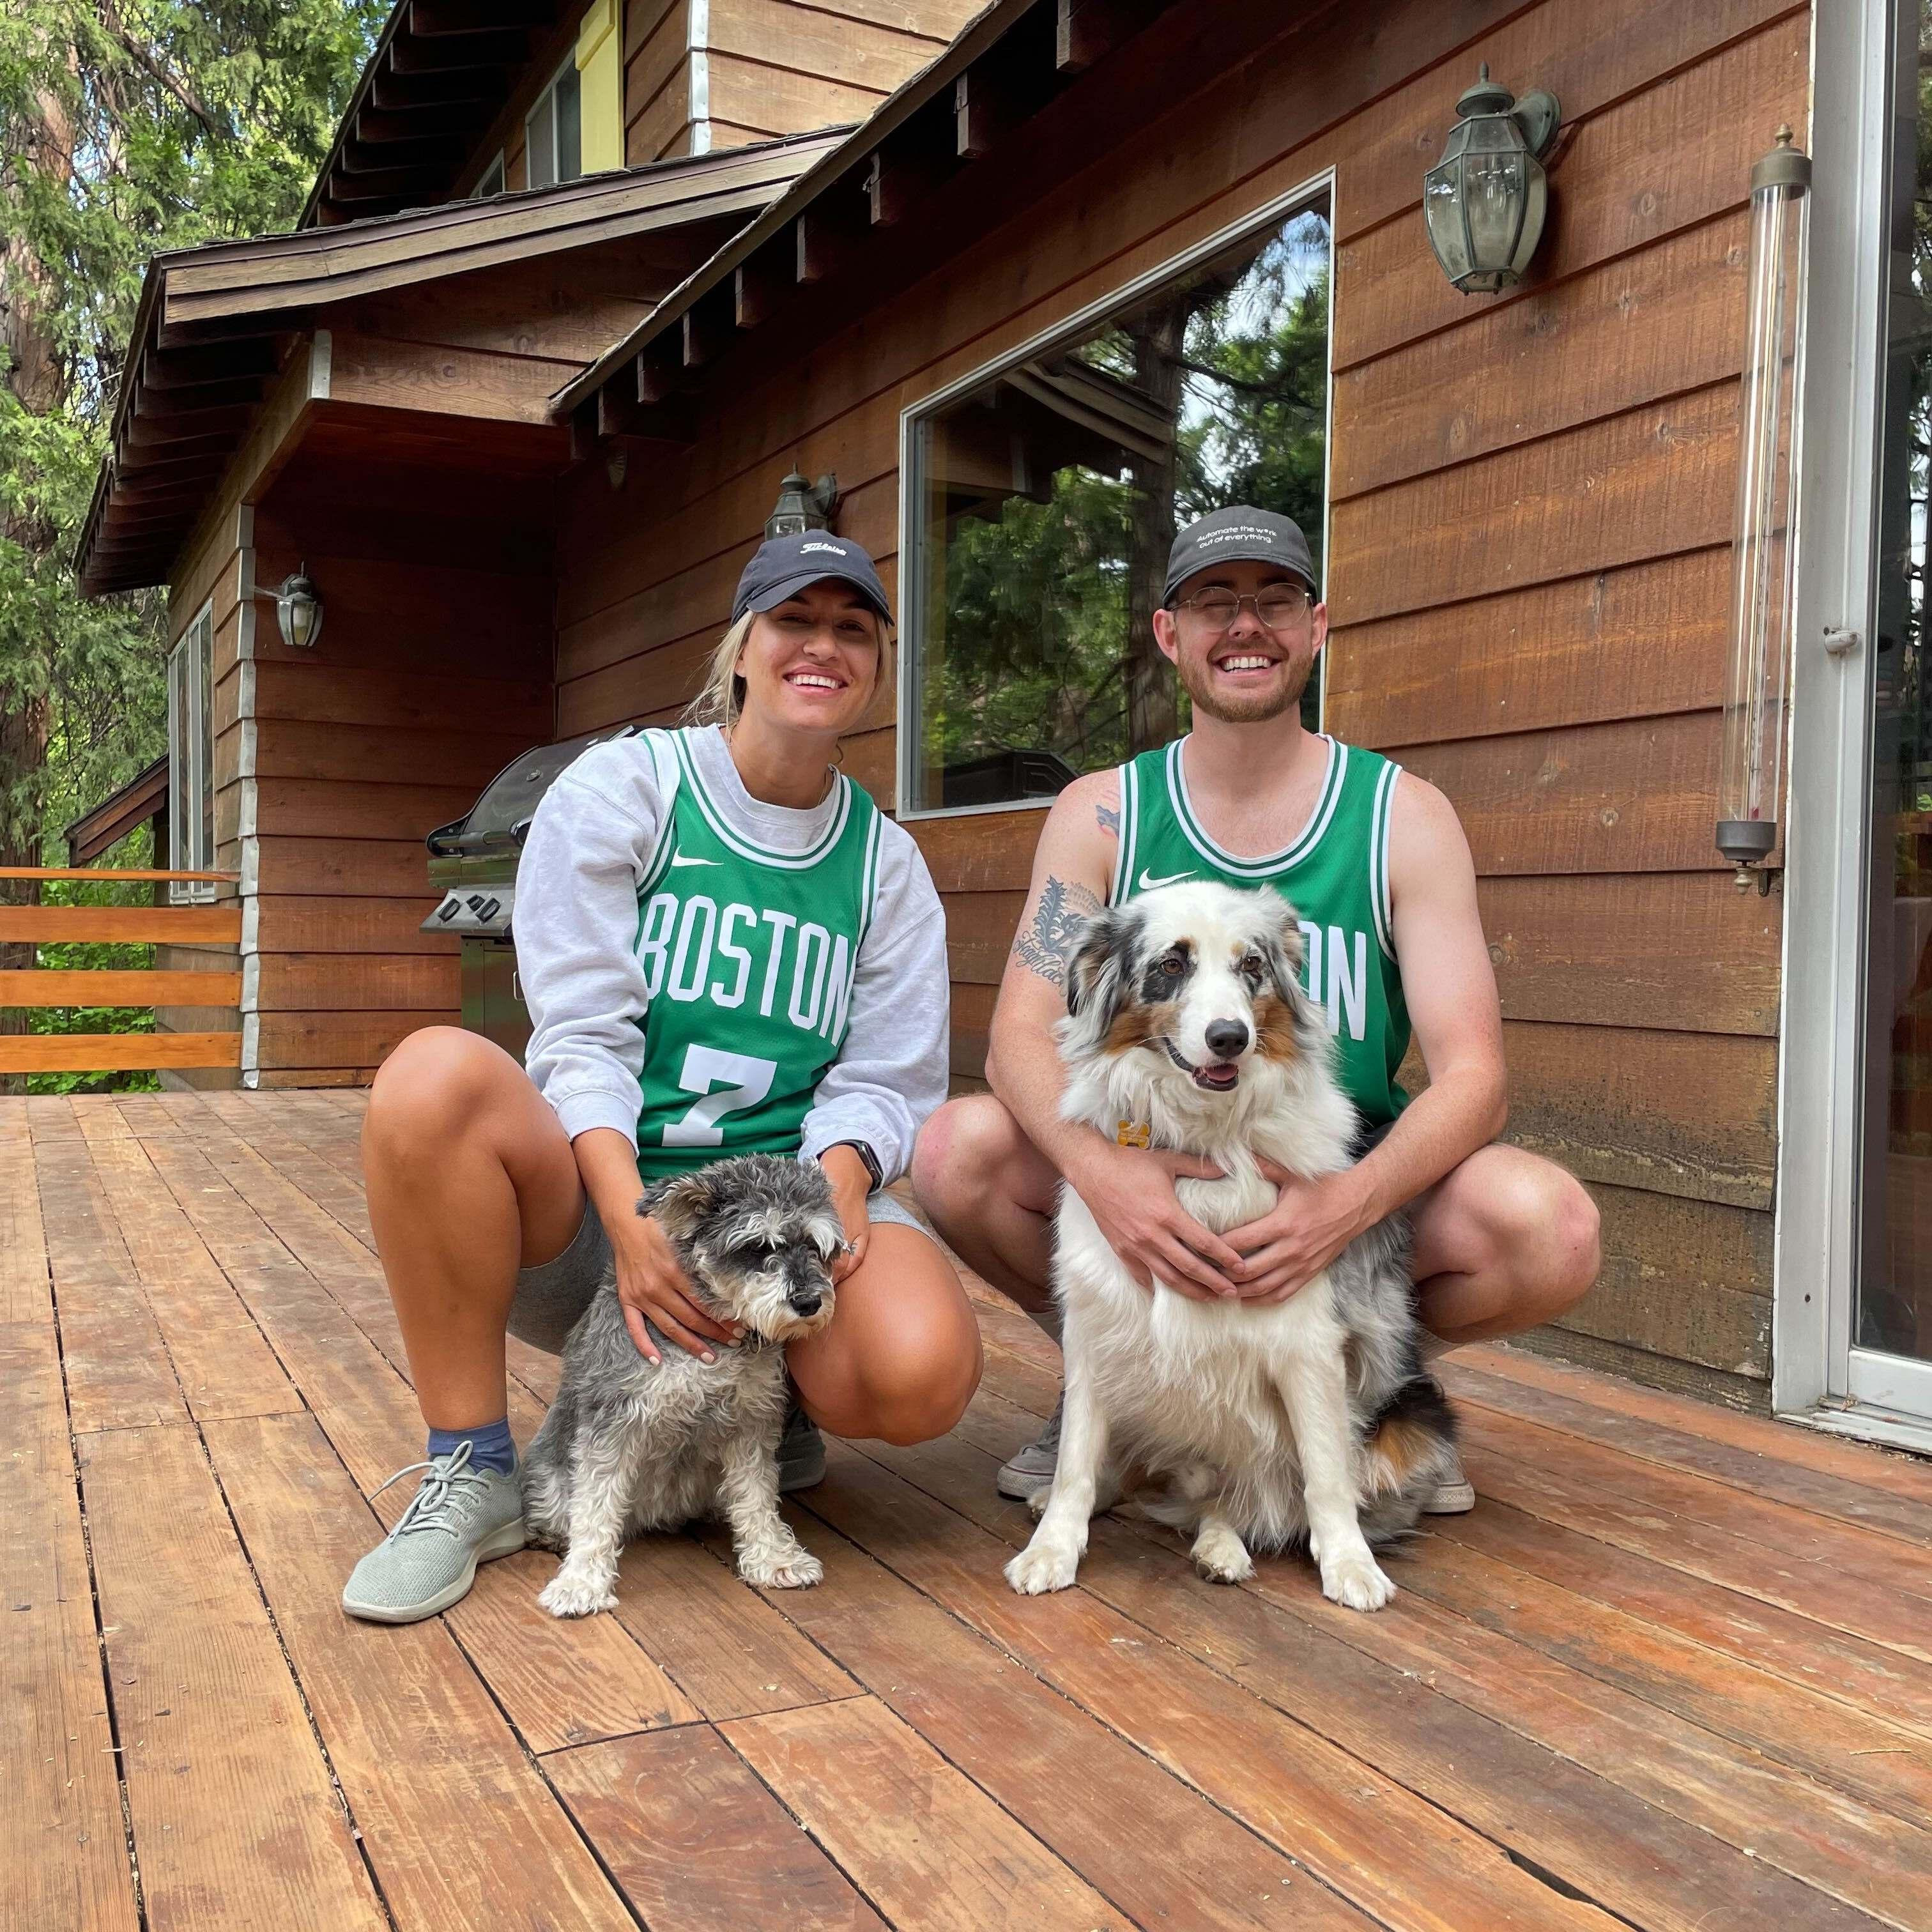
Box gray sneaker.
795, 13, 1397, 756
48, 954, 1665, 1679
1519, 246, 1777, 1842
778, 1397, 825, 1492
1422, 1445, 1476, 1515
341, 1441, 527, 1624
996, 1393, 1063, 1501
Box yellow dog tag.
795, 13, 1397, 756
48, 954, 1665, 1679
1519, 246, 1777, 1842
1116, 1119, 1151, 1149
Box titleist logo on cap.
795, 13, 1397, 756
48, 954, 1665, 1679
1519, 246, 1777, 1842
800, 540, 848, 555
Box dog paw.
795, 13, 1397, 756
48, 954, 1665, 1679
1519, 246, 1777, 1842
742, 1548, 823, 1590
1190, 1525, 1254, 1585
1319, 1547, 1395, 1612
539, 1571, 618, 1619
1005, 1538, 1080, 1595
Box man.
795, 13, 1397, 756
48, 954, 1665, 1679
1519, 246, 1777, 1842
914, 506, 1601, 1511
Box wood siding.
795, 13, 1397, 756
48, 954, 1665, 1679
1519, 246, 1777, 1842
550, 0, 1804, 1392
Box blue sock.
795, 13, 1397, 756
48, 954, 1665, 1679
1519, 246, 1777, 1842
427, 1416, 515, 1476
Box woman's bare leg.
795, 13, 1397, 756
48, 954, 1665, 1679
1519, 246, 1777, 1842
786, 1225, 983, 1446
360, 1026, 585, 1429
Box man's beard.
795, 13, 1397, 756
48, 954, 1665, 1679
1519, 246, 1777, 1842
1177, 647, 1314, 724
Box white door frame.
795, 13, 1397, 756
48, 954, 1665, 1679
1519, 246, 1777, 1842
1776, 0, 1932, 1452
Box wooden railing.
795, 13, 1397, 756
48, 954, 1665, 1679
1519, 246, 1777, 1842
0, 867, 242, 1075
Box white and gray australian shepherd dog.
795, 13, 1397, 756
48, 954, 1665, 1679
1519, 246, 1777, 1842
1006, 880, 1459, 1611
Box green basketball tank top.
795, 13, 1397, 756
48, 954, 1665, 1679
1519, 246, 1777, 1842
1111, 735, 1410, 1128
630, 729, 884, 1181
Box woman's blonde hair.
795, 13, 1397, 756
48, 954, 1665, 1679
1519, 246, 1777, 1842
684, 604, 892, 732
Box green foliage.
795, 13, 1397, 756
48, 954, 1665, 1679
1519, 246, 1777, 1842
0, 0, 385, 854
920, 215, 1333, 793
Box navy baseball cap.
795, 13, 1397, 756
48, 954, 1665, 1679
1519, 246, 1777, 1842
1163, 506, 1318, 603
731, 530, 893, 625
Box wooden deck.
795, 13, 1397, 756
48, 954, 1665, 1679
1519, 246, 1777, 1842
8, 1093, 1932, 1932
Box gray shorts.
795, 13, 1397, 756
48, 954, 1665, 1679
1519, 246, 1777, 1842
509, 1186, 930, 1356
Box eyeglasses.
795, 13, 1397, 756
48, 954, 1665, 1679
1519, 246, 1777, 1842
1172, 586, 1312, 631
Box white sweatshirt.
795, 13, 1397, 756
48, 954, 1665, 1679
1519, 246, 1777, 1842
516, 725, 949, 1183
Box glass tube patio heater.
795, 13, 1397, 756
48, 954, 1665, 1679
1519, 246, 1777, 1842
1719, 126, 1811, 884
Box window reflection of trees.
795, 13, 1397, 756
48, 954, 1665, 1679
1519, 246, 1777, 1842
914, 207, 1331, 811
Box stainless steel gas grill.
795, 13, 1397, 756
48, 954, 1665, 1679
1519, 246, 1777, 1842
422, 726, 636, 1061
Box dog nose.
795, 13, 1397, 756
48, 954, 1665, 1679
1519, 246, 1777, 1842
790, 1292, 823, 1317
1205, 1018, 1249, 1059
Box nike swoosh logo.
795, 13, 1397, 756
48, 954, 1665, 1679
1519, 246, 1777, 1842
670, 854, 719, 868
1138, 868, 1194, 891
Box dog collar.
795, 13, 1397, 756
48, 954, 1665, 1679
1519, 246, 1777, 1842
1116, 1119, 1152, 1149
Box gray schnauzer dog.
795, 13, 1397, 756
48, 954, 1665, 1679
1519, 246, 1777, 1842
521, 1154, 843, 1618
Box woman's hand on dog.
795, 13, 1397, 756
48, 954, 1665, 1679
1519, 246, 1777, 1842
817, 1145, 873, 1284
1226, 1158, 1376, 1304
1066, 1140, 1243, 1301
611, 1212, 746, 1364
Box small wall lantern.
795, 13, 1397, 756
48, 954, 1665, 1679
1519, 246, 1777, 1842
1718, 126, 1811, 887
252, 567, 324, 650
766, 470, 839, 539
1423, 65, 1561, 295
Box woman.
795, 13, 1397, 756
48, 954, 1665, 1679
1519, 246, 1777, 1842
342, 529, 981, 1623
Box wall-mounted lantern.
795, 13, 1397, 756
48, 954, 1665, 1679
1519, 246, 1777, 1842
1423, 65, 1561, 295
252, 567, 324, 650
1718, 126, 1810, 889
766, 470, 839, 539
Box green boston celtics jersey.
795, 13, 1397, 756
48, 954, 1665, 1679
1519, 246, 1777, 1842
1111, 735, 1410, 1128
631, 730, 884, 1181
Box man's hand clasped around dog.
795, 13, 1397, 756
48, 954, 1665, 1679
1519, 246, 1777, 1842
1225, 1156, 1376, 1304
613, 1206, 744, 1364
1065, 1138, 1241, 1300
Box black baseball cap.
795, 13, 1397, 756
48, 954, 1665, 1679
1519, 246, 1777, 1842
1163, 506, 1318, 603
731, 530, 893, 625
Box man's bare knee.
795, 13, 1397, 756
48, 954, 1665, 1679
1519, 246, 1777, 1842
913, 1094, 1026, 1223
1490, 1162, 1601, 1324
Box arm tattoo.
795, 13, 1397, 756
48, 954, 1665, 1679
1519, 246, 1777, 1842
1096, 801, 1120, 833
1013, 874, 1103, 988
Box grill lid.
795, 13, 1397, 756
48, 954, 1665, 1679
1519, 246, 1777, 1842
425, 724, 637, 857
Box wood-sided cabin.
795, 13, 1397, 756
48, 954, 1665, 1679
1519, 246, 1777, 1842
75, 0, 1932, 1448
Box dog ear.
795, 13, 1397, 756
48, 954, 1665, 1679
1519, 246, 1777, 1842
643, 1169, 713, 1243
1065, 905, 1129, 1022
1261, 896, 1310, 1009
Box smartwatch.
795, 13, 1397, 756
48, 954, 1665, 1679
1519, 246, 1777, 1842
827, 1139, 883, 1192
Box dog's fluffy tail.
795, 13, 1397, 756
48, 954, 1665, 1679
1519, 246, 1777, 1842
1356, 1377, 1459, 1544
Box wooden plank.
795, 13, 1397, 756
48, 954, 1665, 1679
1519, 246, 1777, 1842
1333, 15, 1809, 371
0, 906, 239, 942
29, 1107, 187, 1434
0, 1105, 50, 1322
709, 0, 952, 92
1556, 1184, 1773, 1376
1455, 1418, 1932, 1664
254, 1009, 450, 1071
325, 330, 578, 428
845, 1424, 1896, 1932
253, 893, 458, 954
1397, 1528, 1932, 1832
255, 953, 458, 1013
1334, 214, 1752, 500
78, 1422, 389, 1931
247, 659, 551, 733
252, 836, 450, 897
0, 1032, 241, 1073
718, 1505, 1373, 1929
1457, 1404, 1932, 1612
1436, 1499, 1932, 1744
247, 777, 477, 843
1459, 1342, 1932, 1508
546, 1725, 893, 1932
0, 970, 241, 1008
1443, 1358, 1932, 1547
70, 1103, 300, 1424
0, 866, 234, 882
203, 1411, 643, 1931
723, 1695, 1138, 1932
0, 1320, 141, 1932
1330, 383, 1738, 629
1326, 549, 1729, 757
248, 716, 540, 790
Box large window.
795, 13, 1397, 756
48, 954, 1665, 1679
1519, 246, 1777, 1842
901, 188, 1333, 816
167, 601, 215, 901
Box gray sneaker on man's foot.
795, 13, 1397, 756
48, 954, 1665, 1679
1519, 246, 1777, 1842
778, 1397, 825, 1492
341, 1441, 526, 1624
996, 1393, 1063, 1501
1422, 1446, 1476, 1515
